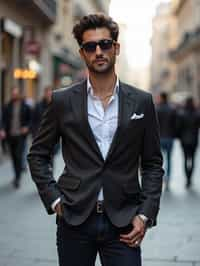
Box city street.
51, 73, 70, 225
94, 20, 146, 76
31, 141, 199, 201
0, 140, 200, 266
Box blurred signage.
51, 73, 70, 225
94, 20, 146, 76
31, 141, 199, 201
14, 68, 37, 79
25, 41, 41, 55
3, 19, 22, 38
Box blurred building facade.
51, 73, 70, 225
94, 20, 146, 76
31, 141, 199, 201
51, 0, 111, 88
151, 0, 200, 104
0, 0, 110, 111
0, 0, 57, 107
151, 2, 178, 97
170, 0, 200, 102
115, 23, 130, 83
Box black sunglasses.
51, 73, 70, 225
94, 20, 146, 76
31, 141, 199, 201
81, 39, 115, 53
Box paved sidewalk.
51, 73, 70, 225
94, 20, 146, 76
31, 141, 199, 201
0, 140, 200, 266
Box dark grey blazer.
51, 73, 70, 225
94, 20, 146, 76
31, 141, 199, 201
27, 80, 164, 227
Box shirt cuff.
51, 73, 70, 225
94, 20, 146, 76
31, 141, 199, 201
138, 214, 154, 228
138, 214, 148, 222
51, 197, 61, 212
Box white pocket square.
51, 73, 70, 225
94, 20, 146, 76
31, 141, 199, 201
130, 113, 144, 120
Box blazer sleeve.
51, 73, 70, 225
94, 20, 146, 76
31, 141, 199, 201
27, 93, 62, 214
139, 94, 164, 226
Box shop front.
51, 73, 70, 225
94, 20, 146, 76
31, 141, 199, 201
0, 18, 23, 107
53, 48, 84, 88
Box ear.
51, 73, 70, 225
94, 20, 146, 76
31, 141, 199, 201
114, 42, 120, 56
79, 48, 85, 60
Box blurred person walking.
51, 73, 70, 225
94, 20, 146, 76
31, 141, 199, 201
28, 14, 163, 266
21, 93, 35, 172
156, 92, 176, 190
31, 86, 52, 138
0, 87, 31, 188
0, 116, 7, 159
176, 97, 200, 188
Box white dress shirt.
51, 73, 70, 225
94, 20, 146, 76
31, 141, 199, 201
87, 78, 119, 200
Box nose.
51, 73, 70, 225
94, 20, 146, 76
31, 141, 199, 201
95, 44, 103, 55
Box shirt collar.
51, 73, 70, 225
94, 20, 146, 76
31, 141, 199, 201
87, 77, 119, 97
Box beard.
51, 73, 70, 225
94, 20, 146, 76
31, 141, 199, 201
85, 56, 116, 74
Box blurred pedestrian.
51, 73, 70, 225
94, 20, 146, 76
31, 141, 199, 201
31, 86, 52, 138
0, 116, 7, 156
0, 115, 5, 141
156, 92, 176, 190
21, 94, 35, 172
0, 87, 31, 188
176, 97, 200, 188
28, 14, 163, 266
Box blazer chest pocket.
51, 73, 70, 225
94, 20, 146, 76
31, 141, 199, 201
57, 176, 81, 191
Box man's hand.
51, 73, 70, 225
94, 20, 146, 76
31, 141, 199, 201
120, 215, 147, 247
54, 202, 63, 217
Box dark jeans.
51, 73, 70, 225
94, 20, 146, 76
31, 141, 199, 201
56, 210, 141, 266
160, 138, 173, 180
182, 144, 196, 183
8, 135, 25, 183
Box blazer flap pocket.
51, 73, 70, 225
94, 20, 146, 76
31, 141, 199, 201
123, 182, 141, 195
57, 176, 81, 191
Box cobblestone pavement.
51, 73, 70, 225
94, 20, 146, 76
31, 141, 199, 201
0, 140, 200, 266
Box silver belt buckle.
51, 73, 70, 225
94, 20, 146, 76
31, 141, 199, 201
96, 201, 103, 213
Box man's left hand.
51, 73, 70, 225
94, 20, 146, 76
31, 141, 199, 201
119, 215, 147, 247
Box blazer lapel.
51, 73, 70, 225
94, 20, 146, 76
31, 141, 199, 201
106, 81, 138, 161
70, 80, 104, 161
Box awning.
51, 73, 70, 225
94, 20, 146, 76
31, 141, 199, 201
53, 48, 83, 70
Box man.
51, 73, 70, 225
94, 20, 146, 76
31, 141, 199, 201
176, 97, 200, 188
31, 86, 52, 138
156, 92, 176, 190
0, 116, 7, 156
28, 14, 163, 266
0, 87, 31, 188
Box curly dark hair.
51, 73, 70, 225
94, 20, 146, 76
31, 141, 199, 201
72, 13, 119, 46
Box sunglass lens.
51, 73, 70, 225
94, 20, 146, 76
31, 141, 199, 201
83, 42, 97, 52
99, 40, 113, 50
